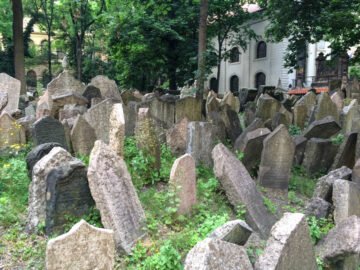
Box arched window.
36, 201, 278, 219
256, 41, 267, 59
255, 72, 266, 89
230, 47, 240, 63
210, 77, 218, 92
230, 75, 239, 93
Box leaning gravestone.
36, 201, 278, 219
258, 124, 295, 190
45, 160, 94, 235
109, 103, 125, 156
87, 140, 146, 254
331, 132, 357, 170
352, 159, 360, 185
47, 70, 85, 97
220, 106, 242, 143
0, 113, 26, 149
341, 99, 360, 133
332, 179, 360, 224
0, 73, 20, 113
25, 142, 63, 177
0, 92, 8, 112
166, 117, 188, 156
169, 154, 196, 215
221, 91, 240, 112
303, 116, 341, 139
82, 85, 102, 105
208, 220, 253, 246
46, 220, 115, 270
212, 143, 276, 238
27, 147, 75, 232
32, 116, 68, 149
90, 75, 122, 101
234, 118, 264, 150
312, 92, 339, 122
175, 97, 202, 123
255, 213, 317, 270
293, 136, 307, 166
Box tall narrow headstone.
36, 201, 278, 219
70, 115, 96, 156
0, 73, 21, 113
87, 140, 146, 254
313, 92, 339, 122
0, 113, 26, 148
109, 103, 125, 156
32, 116, 68, 149
90, 75, 122, 101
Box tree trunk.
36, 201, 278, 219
12, 0, 26, 94
216, 38, 223, 91
76, 36, 82, 81
196, 0, 208, 99
47, 32, 52, 79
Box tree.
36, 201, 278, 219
207, 0, 258, 90
258, 0, 360, 67
12, 0, 26, 94
196, 0, 208, 98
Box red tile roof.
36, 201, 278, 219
288, 87, 329, 95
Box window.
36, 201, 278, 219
255, 72, 266, 89
256, 41, 267, 59
230, 47, 240, 63
209, 77, 218, 92
230, 75, 239, 93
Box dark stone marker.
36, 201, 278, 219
220, 106, 242, 144
303, 116, 341, 139
331, 132, 358, 170
82, 85, 102, 106
45, 160, 94, 235
26, 142, 63, 177
32, 116, 68, 149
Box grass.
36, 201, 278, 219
289, 166, 317, 198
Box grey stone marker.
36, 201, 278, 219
256, 94, 281, 121
0, 92, 8, 112
234, 118, 264, 150
124, 101, 139, 136
175, 96, 202, 123
220, 106, 242, 143
82, 85, 102, 105
352, 159, 360, 184
331, 132, 357, 170
46, 220, 115, 270
70, 115, 96, 156
303, 116, 341, 139
90, 75, 122, 101
184, 238, 253, 270
45, 160, 94, 235
32, 116, 68, 149
47, 70, 85, 97
212, 143, 276, 238
0, 112, 26, 149
333, 179, 360, 224
0, 73, 20, 113
258, 124, 295, 190
293, 135, 307, 166
149, 98, 176, 128
313, 92, 339, 122
255, 213, 317, 270
109, 103, 125, 156
166, 117, 188, 156
87, 140, 146, 254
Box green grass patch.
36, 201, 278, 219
289, 166, 317, 198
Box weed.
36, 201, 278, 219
235, 203, 247, 220
64, 207, 103, 232
288, 190, 304, 206
263, 196, 277, 214
289, 166, 317, 197
307, 216, 334, 244
236, 150, 245, 161
76, 154, 90, 166
331, 133, 344, 146
247, 246, 264, 265
288, 125, 301, 136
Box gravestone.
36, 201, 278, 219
175, 97, 202, 123
341, 99, 360, 133
236, 128, 271, 173
45, 160, 94, 234
84, 99, 117, 143
212, 143, 276, 238
47, 70, 85, 97
258, 125, 295, 190
46, 220, 115, 270
208, 220, 252, 246
50, 93, 88, 118
32, 116, 68, 149
36, 90, 51, 119
166, 117, 188, 156
331, 91, 344, 112
295, 91, 317, 119
149, 98, 175, 128
0, 113, 26, 149
220, 106, 242, 143
18, 115, 35, 141
331, 132, 357, 170
70, 115, 96, 156
234, 118, 264, 150
169, 154, 196, 215
333, 180, 360, 224
187, 121, 217, 167
221, 91, 240, 112
293, 103, 308, 129
90, 75, 122, 101
26, 142, 63, 177
27, 147, 75, 232
352, 159, 360, 184
303, 116, 341, 139
134, 108, 161, 170
293, 136, 307, 166
87, 140, 146, 254
312, 92, 339, 122
304, 197, 331, 219
25, 104, 36, 117
255, 213, 317, 270
256, 94, 281, 121
302, 138, 339, 176
124, 101, 139, 136
58, 104, 87, 125
205, 95, 220, 116
0, 92, 8, 112
109, 103, 125, 156
82, 85, 102, 105
184, 238, 253, 270
0, 73, 20, 113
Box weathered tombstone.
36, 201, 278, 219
302, 138, 339, 176
58, 104, 87, 124
32, 116, 68, 149
234, 118, 264, 150
184, 238, 253, 270
352, 159, 360, 184
255, 94, 281, 121
46, 220, 115, 270
0, 113, 26, 149
169, 154, 196, 215
0, 73, 21, 113
187, 121, 217, 167
212, 143, 276, 238
27, 147, 75, 232
82, 85, 102, 105
26, 142, 63, 177
124, 101, 139, 136
205, 94, 220, 116
316, 216, 360, 269
36, 90, 51, 119
331, 91, 344, 112
255, 213, 317, 270
293, 136, 307, 166
166, 117, 188, 156
332, 179, 360, 224
221, 91, 240, 112
45, 160, 94, 234
220, 106, 242, 143
90, 75, 122, 101
109, 103, 125, 157
258, 125, 295, 190
70, 115, 96, 156
0, 92, 8, 112
134, 108, 161, 170
340, 99, 360, 133
87, 140, 146, 254
25, 104, 36, 117
236, 128, 271, 173
312, 92, 339, 122
304, 197, 331, 219
243, 102, 257, 127
293, 103, 308, 129
303, 116, 341, 139
175, 97, 202, 123
331, 132, 357, 170
208, 220, 253, 246
149, 98, 176, 128
84, 99, 117, 143
47, 70, 85, 97
295, 92, 317, 120
50, 93, 88, 118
